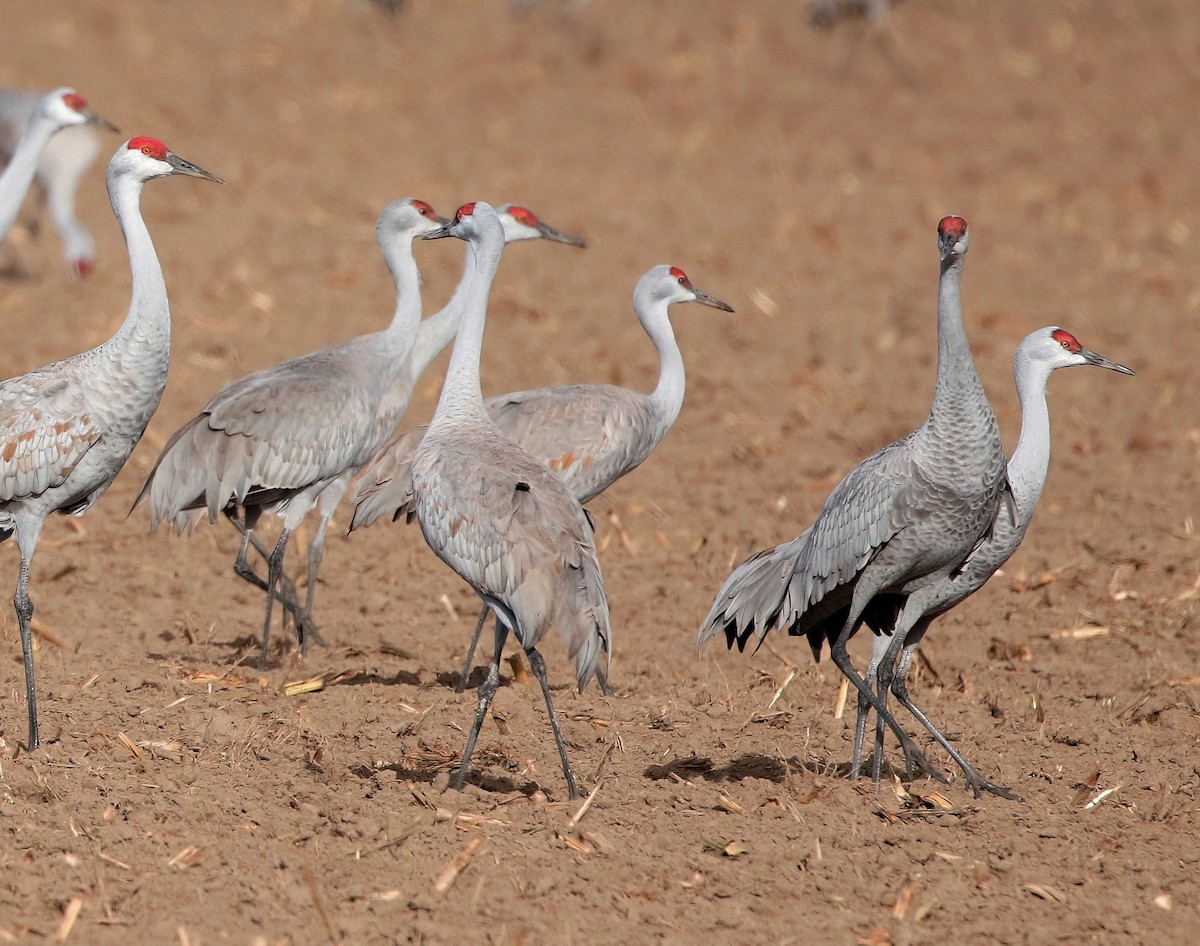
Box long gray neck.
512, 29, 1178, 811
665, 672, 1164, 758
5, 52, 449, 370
0, 110, 59, 239
378, 233, 423, 358
432, 228, 504, 423
927, 254, 988, 428
407, 270, 469, 380
641, 295, 685, 439
1007, 357, 1054, 523
107, 166, 169, 368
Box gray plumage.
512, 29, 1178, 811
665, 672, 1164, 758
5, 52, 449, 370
854, 327, 1134, 797
138, 202, 583, 662
401, 202, 610, 799
134, 198, 446, 666
372, 202, 586, 440
351, 263, 732, 691
0, 88, 116, 263
0, 136, 220, 749
699, 215, 1013, 790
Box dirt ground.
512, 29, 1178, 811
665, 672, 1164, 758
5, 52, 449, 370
1, 1, 1198, 943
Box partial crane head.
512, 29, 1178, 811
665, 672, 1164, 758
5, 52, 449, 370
376, 197, 450, 247
1021, 327, 1135, 377
423, 201, 503, 243
637, 264, 735, 315
937, 215, 969, 262
112, 137, 223, 185
495, 204, 586, 248
41, 87, 119, 133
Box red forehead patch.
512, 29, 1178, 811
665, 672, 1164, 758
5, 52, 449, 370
128, 137, 168, 160
507, 206, 537, 226
668, 266, 691, 286
62, 92, 88, 112
938, 216, 968, 238
1051, 328, 1082, 352
411, 199, 436, 218
455, 202, 476, 221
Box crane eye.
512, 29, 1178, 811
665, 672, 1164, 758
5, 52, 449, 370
141, 146, 153, 155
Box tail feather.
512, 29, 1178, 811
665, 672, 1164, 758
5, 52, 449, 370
349, 426, 424, 532
697, 532, 809, 652
555, 542, 611, 693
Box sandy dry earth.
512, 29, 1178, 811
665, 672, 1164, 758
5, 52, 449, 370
1, 1, 1199, 943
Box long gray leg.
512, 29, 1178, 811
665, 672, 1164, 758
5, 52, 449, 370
226, 509, 319, 645
851, 633, 890, 781
456, 604, 614, 698
889, 645, 1021, 801
295, 513, 333, 654
455, 605, 490, 693
827, 604, 945, 786
257, 527, 292, 670
14, 524, 42, 749
527, 647, 579, 798
454, 616, 509, 790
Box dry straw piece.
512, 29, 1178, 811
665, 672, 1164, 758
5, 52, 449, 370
433, 835, 485, 895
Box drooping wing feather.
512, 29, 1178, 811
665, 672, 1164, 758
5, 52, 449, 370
136, 353, 381, 529
349, 424, 426, 530
353, 384, 659, 531
696, 529, 809, 652
785, 434, 922, 615
484, 385, 656, 504
412, 432, 610, 690
0, 365, 102, 503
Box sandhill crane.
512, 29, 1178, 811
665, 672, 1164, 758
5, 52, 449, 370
1, 136, 220, 749
0, 88, 116, 256
284, 203, 585, 637
850, 327, 1134, 796
698, 215, 1012, 788
134, 203, 583, 663
351, 264, 732, 692
385, 203, 585, 422
134, 198, 447, 668
402, 202, 610, 798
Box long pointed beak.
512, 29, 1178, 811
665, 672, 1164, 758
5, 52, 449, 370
537, 221, 586, 248
691, 286, 735, 313
423, 221, 456, 240
167, 152, 223, 184
84, 109, 120, 133
1082, 348, 1135, 375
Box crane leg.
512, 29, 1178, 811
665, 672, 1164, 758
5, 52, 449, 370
455, 605, 490, 693
852, 633, 890, 780
296, 513, 333, 654
228, 513, 316, 647
888, 647, 1022, 801
256, 527, 293, 670
527, 647, 579, 799
13, 530, 41, 750
456, 605, 614, 698
454, 617, 509, 791
828, 629, 946, 787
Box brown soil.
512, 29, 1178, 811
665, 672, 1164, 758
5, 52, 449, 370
1, 1, 1198, 944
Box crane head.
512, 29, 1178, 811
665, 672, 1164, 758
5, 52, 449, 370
423, 201, 502, 242
116, 137, 223, 184
937, 215, 969, 260
43, 88, 119, 133
1018, 327, 1135, 377
496, 204, 587, 248
376, 198, 449, 245
636, 265, 734, 315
